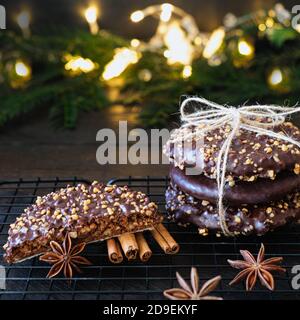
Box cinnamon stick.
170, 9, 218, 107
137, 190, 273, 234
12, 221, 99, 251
151, 223, 179, 254
118, 233, 139, 260
136, 232, 152, 262
107, 238, 123, 264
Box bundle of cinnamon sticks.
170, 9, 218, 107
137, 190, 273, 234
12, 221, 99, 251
107, 223, 179, 264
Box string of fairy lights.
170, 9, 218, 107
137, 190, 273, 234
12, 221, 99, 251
8, 3, 300, 90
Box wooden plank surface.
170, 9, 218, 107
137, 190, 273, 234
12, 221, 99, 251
0, 105, 169, 182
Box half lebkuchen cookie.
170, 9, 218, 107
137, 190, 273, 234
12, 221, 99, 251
4, 182, 163, 263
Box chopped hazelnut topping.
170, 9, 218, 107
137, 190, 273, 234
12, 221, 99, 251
266, 207, 273, 214
104, 186, 114, 192
264, 147, 273, 154
229, 180, 235, 187
234, 216, 241, 223
201, 200, 210, 206
253, 143, 261, 150
294, 164, 300, 175
267, 170, 275, 179
281, 144, 289, 152
107, 207, 114, 215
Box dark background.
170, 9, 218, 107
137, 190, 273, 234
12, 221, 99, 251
0, 0, 299, 181
1, 0, 299, 37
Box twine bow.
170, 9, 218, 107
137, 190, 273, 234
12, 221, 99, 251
178, 97, 300, 236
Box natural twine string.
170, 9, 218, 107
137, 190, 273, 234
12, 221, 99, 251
174, 97, 300, 236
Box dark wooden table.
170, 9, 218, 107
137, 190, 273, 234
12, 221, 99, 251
0, 105, 169, 182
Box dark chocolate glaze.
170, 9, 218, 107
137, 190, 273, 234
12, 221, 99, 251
4, 182, 162, 263
166, 122, 300, 179
170, 165, 300, 205
165, 183, 300, 236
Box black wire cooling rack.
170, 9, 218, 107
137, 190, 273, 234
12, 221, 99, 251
0, 177, 299, 300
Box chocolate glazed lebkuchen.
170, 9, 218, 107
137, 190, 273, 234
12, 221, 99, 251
164, 121, 300, 236
4, 182, 163, 263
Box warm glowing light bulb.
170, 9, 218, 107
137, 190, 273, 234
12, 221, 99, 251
238, 40, 254, 56
15, 60, 31, 77
268, 9, 276, 18
64, 55, 96, 73
203, 27, 225, 59
265, 17, 274, 28
163, 50, 171, 58
269, 68, 283, 86
163, 21, 194, 65
160, 3, 173, 22
130, 38, 140, 48
84, 6, 98, 24
130, 10, 144, 23
294, 24, 300, 33
138, 69, 152, 82
258, 23, 266, 32
84, 5, 99, 34
182, 65, 192, 79
102, 48, 140, 80
194, 36, 202, 46
16, 10, 30, 29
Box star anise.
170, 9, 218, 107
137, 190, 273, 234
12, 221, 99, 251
39, 233, 92, 278
228, 243, 286, 291
163, 267, 222, 300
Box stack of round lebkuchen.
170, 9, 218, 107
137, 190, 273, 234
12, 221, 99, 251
164, 121, 300, 236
